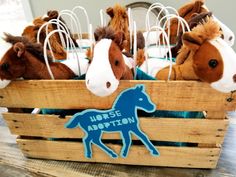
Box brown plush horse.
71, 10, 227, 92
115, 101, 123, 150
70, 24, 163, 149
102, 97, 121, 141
167, 0, 234, 47
155, 18, 236, 93
106, 4, 145, 67
85, 27, 134, 97
106, 4, 130, 52
167, 0, 207, 45
22, 10, 78, 60
0, 33, 75, 80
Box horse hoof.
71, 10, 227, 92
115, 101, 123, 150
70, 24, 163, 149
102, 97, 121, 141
152, 151, 160, 156
121, 153, 128, 158
86, 154, 92, 159
111, 153, 118, 158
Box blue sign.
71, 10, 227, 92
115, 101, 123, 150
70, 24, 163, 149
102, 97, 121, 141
65, 85, 160, 158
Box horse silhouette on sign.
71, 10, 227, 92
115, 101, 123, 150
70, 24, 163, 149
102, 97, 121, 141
65, 85, 159, 158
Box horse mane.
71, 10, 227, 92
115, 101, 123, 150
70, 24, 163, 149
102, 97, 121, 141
3, 33, 52, 63
94, 26, 115, 41
167, 11, 213, 58
176, 17, 221, 65
191, 17, 222, 41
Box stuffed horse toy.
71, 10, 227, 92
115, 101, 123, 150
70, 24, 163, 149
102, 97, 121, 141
22, 10, 67, 60
105, 4, 145, 70
167, 0, 208, 45
0, 33, 76, 84
22, 10, 78, 60
42, 10, 78, 48
155, 17, 236, 93
85, 27, 134, 97
23, 10, 77, 46
159, 0, 207, 45
106, 4, 130, 52
136, 11, 213, 67
167, 0, 235, 46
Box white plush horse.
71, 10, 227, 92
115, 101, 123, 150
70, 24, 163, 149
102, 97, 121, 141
85, 27, 135, 97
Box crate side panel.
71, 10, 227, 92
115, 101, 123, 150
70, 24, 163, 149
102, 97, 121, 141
0, 80, 235, 111
17, 138, 220, 168
4, 113, 229, 144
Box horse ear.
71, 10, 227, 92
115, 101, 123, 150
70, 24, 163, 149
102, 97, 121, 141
192, 1, 204, 14
94, 30, 100, 42
106, 7, 114, 18
13, 42, 25, 58
136, 85, 144, 91
182, 32, 202, 50
47, 10, 59, 20
94, 27, 105, 42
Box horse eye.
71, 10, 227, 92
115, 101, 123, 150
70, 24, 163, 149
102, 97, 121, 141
208, 59, 218, 68
1, 63, 9, 71
115, 60, 119, 66
139, 98, 143, 101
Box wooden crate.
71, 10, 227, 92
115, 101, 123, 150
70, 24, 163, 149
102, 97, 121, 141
1, 80, 235, 168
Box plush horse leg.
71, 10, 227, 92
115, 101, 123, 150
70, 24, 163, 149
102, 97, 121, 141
83, 135, 93, 158
92, 137, 118, 158
132, 129, 159, 156
156, 65, 178, 80
156, 62, 199, 81
120, 131, 132, 158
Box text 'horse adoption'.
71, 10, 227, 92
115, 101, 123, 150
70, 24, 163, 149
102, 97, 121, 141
65, 85, 159, 158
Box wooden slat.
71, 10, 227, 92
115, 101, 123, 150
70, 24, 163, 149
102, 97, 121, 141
17, 138, 220, 169
0, 80, 235, 111
3, 113, 229, 144
206, 111, 226, 119
198, 144, 221, 148
198, 111, 227, 147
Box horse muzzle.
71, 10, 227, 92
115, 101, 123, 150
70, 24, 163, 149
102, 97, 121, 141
86, 76, 119, 97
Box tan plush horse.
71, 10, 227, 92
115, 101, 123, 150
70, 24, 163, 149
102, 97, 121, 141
156, 18, 236, 93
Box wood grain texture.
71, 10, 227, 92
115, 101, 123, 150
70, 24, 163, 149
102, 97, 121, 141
207, 111, 226, 119
0, 80, 235, 111
3, 113, 229, 144
1, 120, 236, 176
17, 138, 220, 169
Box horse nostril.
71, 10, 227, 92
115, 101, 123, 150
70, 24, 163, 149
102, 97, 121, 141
221, 33, 224, 40
106, 82, 111, 88
233, 74, 236, 83
87, 79, 90, 85
229, 36, 233, 41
